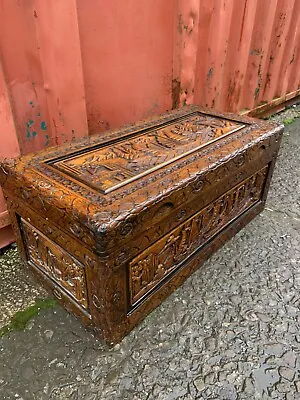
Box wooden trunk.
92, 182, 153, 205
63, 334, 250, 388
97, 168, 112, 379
0, 106, 283, 344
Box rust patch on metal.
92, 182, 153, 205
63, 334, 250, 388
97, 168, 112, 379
172, 79, 181, 109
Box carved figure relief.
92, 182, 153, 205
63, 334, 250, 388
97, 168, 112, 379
21, 219, 88, 309
129, 166, 268, 306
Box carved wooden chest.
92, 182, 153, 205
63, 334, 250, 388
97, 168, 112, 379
0, 106, 283, 344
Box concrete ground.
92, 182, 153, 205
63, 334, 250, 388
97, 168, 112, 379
0, 107, 299, 400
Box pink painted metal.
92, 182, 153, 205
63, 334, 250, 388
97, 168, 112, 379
34, 1, 88, 145
0, 62, 20, 248
173, 0, 200, 107
77, 0, 175, 134
0, 0, 300, 248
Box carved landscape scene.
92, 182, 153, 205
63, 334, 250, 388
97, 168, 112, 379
52, 113, 244, 194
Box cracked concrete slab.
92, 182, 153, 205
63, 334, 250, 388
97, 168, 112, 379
0, 105, 299, 400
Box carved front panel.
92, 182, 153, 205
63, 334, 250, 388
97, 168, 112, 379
50, 113, 245, 194
21, 219, 89, 309
129, 166, 269, 307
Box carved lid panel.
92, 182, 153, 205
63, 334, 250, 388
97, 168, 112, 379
47, 112, 245, 194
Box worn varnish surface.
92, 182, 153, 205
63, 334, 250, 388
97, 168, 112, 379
0, 106, 283, 344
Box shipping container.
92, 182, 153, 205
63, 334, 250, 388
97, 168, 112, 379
0, 0, 299, 247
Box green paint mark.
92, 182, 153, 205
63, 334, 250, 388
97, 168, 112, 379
45, 134, 50, 146
32, 131, 37, 137
0, 298, 57, 337
41, 121, 47, 130
37, 112, 41, 117
29, 101, 34, 108
207, 67, 214, 79
26, 130, 31, 139
29, 119, 34, 125
250, 48, 261, 56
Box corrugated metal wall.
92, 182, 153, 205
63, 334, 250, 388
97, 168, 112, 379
193, 0, 300, 114
0, 0, 299, 247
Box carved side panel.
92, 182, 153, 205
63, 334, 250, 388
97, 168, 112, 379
129, 166, 269, 307
21, 219, 89, 309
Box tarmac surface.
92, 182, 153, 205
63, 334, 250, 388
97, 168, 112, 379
0, 106, 299, 399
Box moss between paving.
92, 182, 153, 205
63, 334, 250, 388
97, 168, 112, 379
0, 298, 57, 337
283, 117, 296, 125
